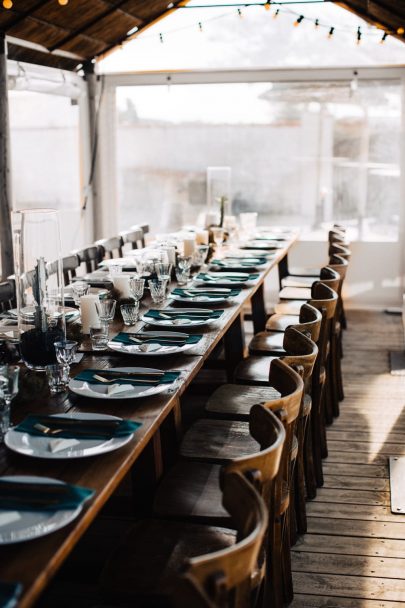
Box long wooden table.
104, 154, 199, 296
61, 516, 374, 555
0, 234, 297, 607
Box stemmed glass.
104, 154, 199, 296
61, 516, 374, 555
211, 227, 225, 253
129, 278, 145, 304
0, 365, 19, 437
97, 299, 116, 333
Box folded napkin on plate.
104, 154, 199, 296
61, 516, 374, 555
111, 332, 202, 346
0, 580, 22, 608
211, 258, 267, 267
196, 273, 259, 282
145, 309, 223, 320
172, 288, 240, 299
14, 415, 141, 440
0, 478, 94, 511
74, 369, 180, 386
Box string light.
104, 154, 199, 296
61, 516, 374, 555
159, 32, 164, 43
264, 0, 271, 11
58, 0, 68, 5
356, 26, 362, 45
198, 20, 203, 31
328, 26, 334, 39
237, 7, 243, 18
380, 32, 388, 44
397, 27, 404, 35
314, 18, 319, 29
2, 0, 12, 8
294, 14, 304, 27
273, 8, 279, 19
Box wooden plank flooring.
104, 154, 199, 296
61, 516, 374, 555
291, 310, 405, 607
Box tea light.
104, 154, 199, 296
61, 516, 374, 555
80, 295, 100, 334
183, 236, 196, 257
196, 229, 209, 245
113, 274, 132, 298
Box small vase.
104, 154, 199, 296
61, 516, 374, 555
12, 209, 66, 371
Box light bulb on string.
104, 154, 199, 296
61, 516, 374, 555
397, 27, 404, 35
314, 19, 319, 29
328, 26, 334, 39
273, 8, 279, 19
294, 15, 304, 27
58, 0, 69, 5
356, 26, 362, 45
264, 1, 271, 11
159, 32, 164, 43
198, 21, 203, 32
380, 32, 388, 44
237, 8, 243, 18
3, 0, 12, 8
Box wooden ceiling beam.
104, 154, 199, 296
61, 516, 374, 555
47, 0, 144, 52
1, 0, 50, 31
334, 1, 405, 42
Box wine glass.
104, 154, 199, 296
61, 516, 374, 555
211, 227, 225, 253
129, 278, 145, 303
0, 365, 19, 437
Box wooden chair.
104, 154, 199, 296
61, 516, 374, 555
0, 280, 15, 312
96, 236, 124, 259
74, 245, 103, 273
62, 254, 80, 286
328, 242, 351, 261
100, 470, 269, 608
120, 227, 144, 251
274, 267, 339, 316
280, 265, 339, 292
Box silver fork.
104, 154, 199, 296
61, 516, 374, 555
93, 374, 159, 384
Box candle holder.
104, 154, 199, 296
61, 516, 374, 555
13, 209, 66, 371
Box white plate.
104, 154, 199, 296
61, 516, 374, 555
5, 413, 134, 460
141, 308, 220, 328
8, 306, 79, 323
0, 475, 85, 545
108, 331, 198, 356
69, 366, 174, 400
193, 272, 257, 287
170, 290, 234, 304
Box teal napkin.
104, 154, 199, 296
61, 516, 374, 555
14, 415, 141, 440
0, 581, 22, 608
145, 309, 223, 320
0, 478, 94, 512
74, 369, 180, 386
172, 288, 240, 299
111, 332, 202, 346
211, 258, 267, 267
196, 273, 259, 282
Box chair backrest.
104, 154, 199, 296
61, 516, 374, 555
265, 358, 304, 425
328, 242, 351, 260
180, 471, 268, 608
289, 303, 322, 343
120, 228, 144, 250
328, 229, 348, 245
315, 266, 340, 293
281, 326, 318, 382
74, 245, 103, 273
131, 224, 149, 248
62, 254, 80, 286
96, 236, 124, 259
0, 280, 16, 312
308, 282, 338, 376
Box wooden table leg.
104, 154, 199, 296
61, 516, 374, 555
278, 252, 289, 288
224, 313, 245, 382
251, 283, 267, 333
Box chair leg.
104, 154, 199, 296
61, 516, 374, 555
329, 335, 341, 418
336, 331, 345, 402
264, 516, 284, 608
312, 382, 325, 487
304, 412, 317, 500
281, 512, 294, 605
323, 370, 334, 425
294, 417, 308, 535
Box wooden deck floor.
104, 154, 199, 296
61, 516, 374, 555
291, 310, 405, 607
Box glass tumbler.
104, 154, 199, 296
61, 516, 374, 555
90, 326, 109, 351
149, 279, 168, 304
120, 302, 139, 326
46, 363, 69, 394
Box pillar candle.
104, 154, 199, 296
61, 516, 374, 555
196, 230, 209, 245
183, 236, 196, 257
162, 246, 176, 265
80, 295, 100, 334
113, 274, 132, 299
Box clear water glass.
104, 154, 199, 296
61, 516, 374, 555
149, 279, 168, 304
196, 245, 209, 267
120, 302, 139, 326
97, 299, 116, 330
54, 340, 78, 366
0, 396, 10, 440
211, 227, 225, 252
90, 326, 109, 351
129, 278, 145, 302
0, 365, 20, 408
46, 363, 69, 394
155, 262, 172, 282
175, 267, 190, 286
71, 281, 89, 305
177, 255, 192, 272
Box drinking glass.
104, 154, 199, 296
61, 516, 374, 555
120, 302, 139, 326
223, 215, 238, 242
108, 264, 121, 278
46, 363, 69, 394
0, 365, 19, 436
211, 227, 225, 252
97, 299, 116, 332
195, 245, 209, 268
90, 326, 109, 351
71, 281, 89, 306
175, 267, 190, 286
177, 256, 192, 272
155, 262, 172, 282
54, 340, 78, 366
129, 278, 145, 303
149, 279, 168, 304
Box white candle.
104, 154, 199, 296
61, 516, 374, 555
196, 230, 209, 245
183, 236, 196, 257
80, 295, 100, 334
162, 246, 176, 265
113, 274, 132, 298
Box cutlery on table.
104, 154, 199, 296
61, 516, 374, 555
93, 374, 160, 384
95, 370, 164, 378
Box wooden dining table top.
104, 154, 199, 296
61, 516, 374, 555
0, 233, 298, 608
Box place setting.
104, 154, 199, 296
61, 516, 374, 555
209, 256, 269, 272
169, 286, 241, 304
192, 271, 260, 288
107, 330, 203, 355
141, 307, 224, 328
68, 366, 183, 400
0, 475, 95, 545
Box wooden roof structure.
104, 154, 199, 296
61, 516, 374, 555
0, 1, 404, 73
